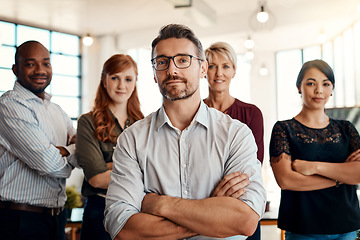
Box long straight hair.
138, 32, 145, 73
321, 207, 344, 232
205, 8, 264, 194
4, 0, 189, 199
92, 54, 144, 142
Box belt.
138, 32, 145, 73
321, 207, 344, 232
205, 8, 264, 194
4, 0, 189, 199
0, 200, 63, 216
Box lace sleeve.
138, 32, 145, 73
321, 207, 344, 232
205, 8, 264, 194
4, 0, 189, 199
269, 121, 291, 158
345, 120, 360, 153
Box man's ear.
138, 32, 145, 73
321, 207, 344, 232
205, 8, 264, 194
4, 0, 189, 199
200, 60, 208, 79
12, 64, 18, 77
154, 76, 158, 84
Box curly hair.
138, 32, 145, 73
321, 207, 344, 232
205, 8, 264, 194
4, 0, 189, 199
92, 54, 144, 143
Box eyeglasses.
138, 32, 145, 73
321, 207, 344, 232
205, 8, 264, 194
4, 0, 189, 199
151, 54, 203, 71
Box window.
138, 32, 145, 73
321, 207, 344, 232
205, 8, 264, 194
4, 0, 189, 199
276, 20, 360, 120
0, 21, 81, 123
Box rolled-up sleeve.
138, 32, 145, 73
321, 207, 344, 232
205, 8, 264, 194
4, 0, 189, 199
104, 129, 145, 239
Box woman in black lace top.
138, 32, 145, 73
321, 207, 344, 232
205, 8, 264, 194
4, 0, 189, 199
270, 59, 360, 240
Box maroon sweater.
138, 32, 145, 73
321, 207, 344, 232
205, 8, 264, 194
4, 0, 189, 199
225, 99, 264, 163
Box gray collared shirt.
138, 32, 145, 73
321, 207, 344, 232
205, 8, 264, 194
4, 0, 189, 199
105, 101, 266, 239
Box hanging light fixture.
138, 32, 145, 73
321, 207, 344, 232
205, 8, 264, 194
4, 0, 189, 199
244, 36, 255, 50
245, 50, 255, 61
256, 5, 269, 23
82, 33, 94, 46
317, 32, 328, 44
259, 64, 269, 76
249, 0, 276, 31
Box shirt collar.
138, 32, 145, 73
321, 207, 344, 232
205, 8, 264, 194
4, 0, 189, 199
155, 101, 209, 132
14, 81, 52, 102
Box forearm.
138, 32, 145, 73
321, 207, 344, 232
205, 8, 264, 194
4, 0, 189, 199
271, 155, 336, 191
88, 170, 112, 189
314, 161, 360, 185
115, 213, 196, 240
144, 195, 259, 237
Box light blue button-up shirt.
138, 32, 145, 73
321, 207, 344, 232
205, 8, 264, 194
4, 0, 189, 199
0, 81, 76, 208
105, 101, 266, 239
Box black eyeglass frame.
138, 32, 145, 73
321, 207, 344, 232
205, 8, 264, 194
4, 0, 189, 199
151, 54, 203, 71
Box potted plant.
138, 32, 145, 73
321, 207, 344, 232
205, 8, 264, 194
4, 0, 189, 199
65, 186, 83, 220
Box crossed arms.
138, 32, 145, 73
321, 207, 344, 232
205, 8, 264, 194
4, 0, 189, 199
114, 172, 260, 239
271, 149, 360, 191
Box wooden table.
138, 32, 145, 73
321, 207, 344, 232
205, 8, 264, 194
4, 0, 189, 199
65, 221, 82, 240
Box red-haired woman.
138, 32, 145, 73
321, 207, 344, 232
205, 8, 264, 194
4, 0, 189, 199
76, 54, 144, 240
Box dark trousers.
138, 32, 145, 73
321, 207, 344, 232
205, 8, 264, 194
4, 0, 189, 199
247, 221, 261, 240
0, 207, 67, 240
80, 195, 111, 240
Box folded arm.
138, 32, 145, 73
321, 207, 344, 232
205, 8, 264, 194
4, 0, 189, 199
271, 153, 337, 191
292, 149, 360, 185
141, 193, 259, 238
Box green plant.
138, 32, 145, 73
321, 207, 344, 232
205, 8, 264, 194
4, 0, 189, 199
65, 186, 82, 209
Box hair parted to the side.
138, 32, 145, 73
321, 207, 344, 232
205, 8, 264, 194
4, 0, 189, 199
92, 54, 144, 143
205, 42, 237, 71
151, 24, 205, 59
296, 59, 335, 89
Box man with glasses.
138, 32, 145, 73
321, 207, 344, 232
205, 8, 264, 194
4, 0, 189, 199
104, 24, 266, 239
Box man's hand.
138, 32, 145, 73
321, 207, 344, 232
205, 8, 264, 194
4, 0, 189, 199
56, 146, 70, 157
212, 171, 250, 198
345, 149, 360, 162
292, 159, 317, 176
67, 134, 76, 145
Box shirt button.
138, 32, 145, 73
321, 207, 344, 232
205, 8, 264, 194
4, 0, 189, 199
182, 163, 187, 168
184, 190, 188, 195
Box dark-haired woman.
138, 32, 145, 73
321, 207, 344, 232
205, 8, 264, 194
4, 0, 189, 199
76, 54, 144, 240
270, 59, 360, 240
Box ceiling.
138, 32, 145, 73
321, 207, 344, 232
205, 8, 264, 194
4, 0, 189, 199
0, 0, 359, 53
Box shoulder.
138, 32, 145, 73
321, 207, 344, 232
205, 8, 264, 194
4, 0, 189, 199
331, 118, 358, 132
77, 112, 94, 125
234, 99, 262, 112
208, 106, 252, 135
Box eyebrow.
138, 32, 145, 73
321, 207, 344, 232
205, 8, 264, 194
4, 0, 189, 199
24, 57, 50, 61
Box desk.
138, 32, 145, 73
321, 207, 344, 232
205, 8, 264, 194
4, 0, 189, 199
260, 206, 285, 240
65, 221, 81, 240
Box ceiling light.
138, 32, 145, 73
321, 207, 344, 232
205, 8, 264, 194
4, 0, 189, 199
317, 33, 328, 44
259, 64, 269, 76
249, 1, 276, 31
245, 51, 255, 61
82, 34, 93, 46
256, 6, 269, 23
244, 36, 255, 50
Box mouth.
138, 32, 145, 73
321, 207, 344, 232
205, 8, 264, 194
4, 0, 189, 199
31, 76, 48, 84
214, 79, 225, 83
313, 98, 324, 102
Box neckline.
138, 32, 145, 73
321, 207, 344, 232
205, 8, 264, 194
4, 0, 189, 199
292, 117, 331, 130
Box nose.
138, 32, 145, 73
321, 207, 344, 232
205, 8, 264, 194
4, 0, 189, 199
315, 85, 323, 94
215, 67, 223, 76
117, 79, 125, 89
34, 63, 46, 75
167, 58, 178, 75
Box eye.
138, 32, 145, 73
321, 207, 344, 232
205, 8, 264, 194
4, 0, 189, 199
306, 82, 315, 86
324, 82, 332, 87
25, 63, 34, 67
156, 58, 168, 66
44, 62, 51, 67
111, 76, 118, 81
208, 65, 216, 69
223, 65, 230, 69
126, 77, 133, 82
